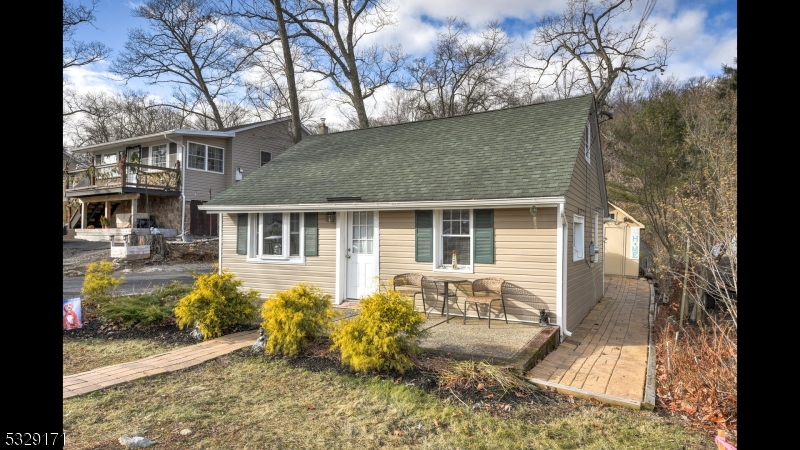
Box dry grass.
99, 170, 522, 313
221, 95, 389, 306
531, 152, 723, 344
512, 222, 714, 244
63, 350, 712, 449
63, 338, 190, 376
654, 277, 737, 443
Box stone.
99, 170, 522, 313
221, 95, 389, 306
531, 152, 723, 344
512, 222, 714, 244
180, 429, 192, 436
118, 435, 156, 448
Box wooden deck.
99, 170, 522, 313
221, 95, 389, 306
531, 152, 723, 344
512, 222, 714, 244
526, 276, 653, 409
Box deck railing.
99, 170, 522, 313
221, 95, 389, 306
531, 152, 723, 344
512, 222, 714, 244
64, 162, 181, 193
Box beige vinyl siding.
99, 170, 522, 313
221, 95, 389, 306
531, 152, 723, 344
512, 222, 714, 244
183, 136, 230, 202
379, 208, 558, 323
230, 122, 296, 185
219, 213, 337, 309
564, 113, 606, 331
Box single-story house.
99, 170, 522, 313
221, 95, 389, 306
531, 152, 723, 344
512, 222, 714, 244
201, 94, 609, 337
604, 202, 647, 278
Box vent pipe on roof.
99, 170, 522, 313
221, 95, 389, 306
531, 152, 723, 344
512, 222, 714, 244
317, 118, 329, 135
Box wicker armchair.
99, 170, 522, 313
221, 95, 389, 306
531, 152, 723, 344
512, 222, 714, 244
461, 278, 507, 328
392, 273, 425, 307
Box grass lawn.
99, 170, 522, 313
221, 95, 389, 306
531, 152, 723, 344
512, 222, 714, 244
63, 338, 192, 376
63, 350, 714, 449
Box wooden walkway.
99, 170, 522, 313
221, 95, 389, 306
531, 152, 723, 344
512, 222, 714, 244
63, 330, 259, 399
527, 276, 653, 409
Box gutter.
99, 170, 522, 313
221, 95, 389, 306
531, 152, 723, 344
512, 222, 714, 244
198, 196, 567, 213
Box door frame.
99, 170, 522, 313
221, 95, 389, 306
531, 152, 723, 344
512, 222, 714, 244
336, 210, 380, 304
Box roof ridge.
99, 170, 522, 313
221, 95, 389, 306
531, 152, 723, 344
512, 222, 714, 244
311, 93, 594, 136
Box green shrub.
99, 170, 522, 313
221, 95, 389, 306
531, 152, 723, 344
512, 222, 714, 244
330, 289, 427, 374
80, 260, 123, 308
174, 268, 259, 339
261, 283, 338, 356
101, 281, 192, 327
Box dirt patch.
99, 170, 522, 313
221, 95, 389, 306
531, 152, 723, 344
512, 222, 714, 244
63, 238, 219, 276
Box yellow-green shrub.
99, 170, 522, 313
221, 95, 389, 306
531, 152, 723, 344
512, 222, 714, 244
330, 290, 426, 374
80, 260, 123, 307
261, 283, 338, 356
174, 268, 259, 339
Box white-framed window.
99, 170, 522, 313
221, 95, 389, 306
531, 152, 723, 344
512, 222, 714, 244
436, 209, 472, 272
101, 153, 117, 165
150, 144, 167, 167
188, 142, 224, 173
584, 120, 591, 163
95, 153, 118, 177
248, 212, 304, 263
261, 151, 272, 166
573, 215, 585, 261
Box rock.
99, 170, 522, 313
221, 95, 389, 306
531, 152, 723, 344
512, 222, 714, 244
118, 435, 156, 448
180, 429, 192, 436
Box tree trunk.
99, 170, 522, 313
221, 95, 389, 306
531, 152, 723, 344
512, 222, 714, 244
272, 0, 303, 143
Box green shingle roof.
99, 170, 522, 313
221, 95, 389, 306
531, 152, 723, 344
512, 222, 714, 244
207, 94, 594, 206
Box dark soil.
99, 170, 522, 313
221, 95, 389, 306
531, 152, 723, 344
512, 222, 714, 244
62, 316, 258, 346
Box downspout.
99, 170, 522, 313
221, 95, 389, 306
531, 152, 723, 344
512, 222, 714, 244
163, 134, 187, 240
556, 203, 571, 338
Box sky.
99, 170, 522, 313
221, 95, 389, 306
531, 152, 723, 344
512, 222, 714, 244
64, 0, 737, 137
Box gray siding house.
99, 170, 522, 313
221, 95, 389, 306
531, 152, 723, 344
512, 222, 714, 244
201, 95, 609, 337
64, 118, 307, 239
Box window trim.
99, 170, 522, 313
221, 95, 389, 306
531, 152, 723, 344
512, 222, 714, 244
187, 140, 225, 174
573, 215, 585, 262
245, 212, 305, 264
433, 209, 474, 273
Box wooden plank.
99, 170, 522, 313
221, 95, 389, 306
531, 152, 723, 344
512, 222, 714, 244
77, 193, 140, 203
526, 378, 643, 409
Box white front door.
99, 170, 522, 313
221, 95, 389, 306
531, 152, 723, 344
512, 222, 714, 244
346, 211, 377, 299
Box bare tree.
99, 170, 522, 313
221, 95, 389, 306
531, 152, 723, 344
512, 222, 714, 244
402, 18, 512, 119
66, 90, 193, 146
281, 0, 404, 129
111, 0, 255, 129
63, 0, 112, 69
516, 0, 671, 116
368, 88, 425, 126
224, 0, 313, 142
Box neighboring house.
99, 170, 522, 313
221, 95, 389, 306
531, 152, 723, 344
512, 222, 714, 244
603, 202, 645, 278
201, 95, 609, 336
64, 118, 307, 240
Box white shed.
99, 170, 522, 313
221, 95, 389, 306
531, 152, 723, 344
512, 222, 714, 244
604, 203, 645, 277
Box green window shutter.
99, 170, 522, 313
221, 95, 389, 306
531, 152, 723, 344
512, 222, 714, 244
474, 209, 494, 264
304, 212, 318, 256
236, 214, 248, 255
415, 210, 433, 262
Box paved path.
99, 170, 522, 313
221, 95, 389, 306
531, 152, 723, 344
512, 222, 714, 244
527, 276, 653, 408
63, 330, 260, 399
